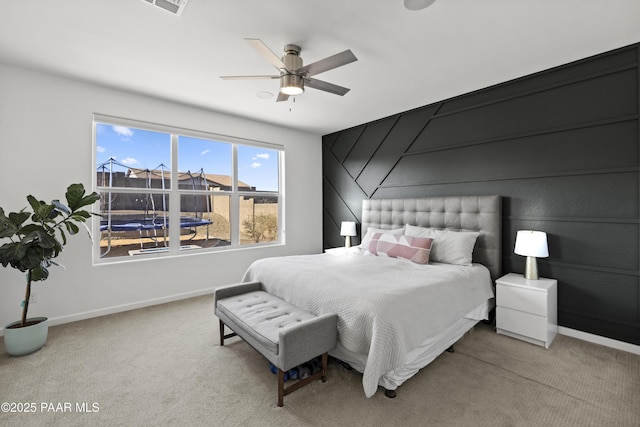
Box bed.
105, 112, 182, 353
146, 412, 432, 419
242, 195, 501, 398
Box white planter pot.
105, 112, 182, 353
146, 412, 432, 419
3, 317, 49, 356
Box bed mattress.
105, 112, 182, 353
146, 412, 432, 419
242, 250, 495, 397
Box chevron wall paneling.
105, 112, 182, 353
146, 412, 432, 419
322, 43, 640, 345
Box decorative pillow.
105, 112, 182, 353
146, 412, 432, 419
405, 224, 480, 266
368, 232, 433, 264
360, 226, 405, 250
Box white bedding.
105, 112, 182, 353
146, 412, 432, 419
242, 250, 495, 397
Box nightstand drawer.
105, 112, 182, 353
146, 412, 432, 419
497, 284, 547, 316
496, 307, 547, 341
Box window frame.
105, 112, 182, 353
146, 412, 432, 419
92, 114, 285, 263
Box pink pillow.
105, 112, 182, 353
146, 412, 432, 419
368, 233, 433, 264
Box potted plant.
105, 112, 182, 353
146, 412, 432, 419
0, 183, 100, 356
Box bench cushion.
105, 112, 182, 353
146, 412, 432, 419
216, 290, 316, 355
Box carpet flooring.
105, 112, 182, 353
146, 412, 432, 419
1, 295, 638, 426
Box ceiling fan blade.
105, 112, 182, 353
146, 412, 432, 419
304, 77, 350, 96
220, 75, 279, 80
297, 49, 357, 77
244, 38, 289, 72
276, 92, 290, 102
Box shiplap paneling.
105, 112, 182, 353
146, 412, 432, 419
322, 43, 640, 345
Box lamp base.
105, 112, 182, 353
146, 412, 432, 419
344, 236, 351, 248
524, 256, 539, 280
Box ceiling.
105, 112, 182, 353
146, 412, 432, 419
1, 0, 639, 135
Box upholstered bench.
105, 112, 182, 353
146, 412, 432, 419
214, 281, 338, 407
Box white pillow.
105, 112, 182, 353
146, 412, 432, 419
405, 224, 436, 239
405, 224, 479, 265
360, 226, 405, 250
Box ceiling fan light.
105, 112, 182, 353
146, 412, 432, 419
280, 74, 304, 96
404, 0, 436, 11
281, 86, 303, 96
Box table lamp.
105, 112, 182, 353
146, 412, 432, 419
340, 221, 357, 248
514, 230, 549, 280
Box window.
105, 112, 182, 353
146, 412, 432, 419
94, 115, 283, 262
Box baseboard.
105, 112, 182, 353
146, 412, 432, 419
558, 326, 640, 355
0, 288, 216, 337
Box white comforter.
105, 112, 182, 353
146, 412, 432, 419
242, 250, 494, 397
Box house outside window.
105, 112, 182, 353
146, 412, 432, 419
93, 115, 283, 262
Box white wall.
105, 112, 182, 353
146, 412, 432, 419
0, 63, 322, 331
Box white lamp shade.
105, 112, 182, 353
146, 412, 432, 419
340, 221, 357, 237
514, 230, 549, 258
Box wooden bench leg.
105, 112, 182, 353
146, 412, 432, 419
219, 319, 225, 346
276, 353, 330, 407
218, 320, 238, 346
277, 368, 285, 407
321, 352, 328, 382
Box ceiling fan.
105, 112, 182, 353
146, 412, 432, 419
220, 38, 358, 102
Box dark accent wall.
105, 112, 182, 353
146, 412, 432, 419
322, 43, 640, 345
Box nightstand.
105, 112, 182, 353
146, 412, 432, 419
495, 273, 557, 348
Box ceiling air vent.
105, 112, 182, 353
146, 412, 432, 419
141, 0, 189, 16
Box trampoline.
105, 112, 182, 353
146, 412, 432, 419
98, 158, 214, 257
99, 217, 212, 233
99, 217, 212, 256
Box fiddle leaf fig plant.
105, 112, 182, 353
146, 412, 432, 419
0, 183, 100, 328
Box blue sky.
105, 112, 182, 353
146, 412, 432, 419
96, 123, 279, 191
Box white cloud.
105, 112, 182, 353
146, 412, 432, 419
201, 149, 211, 156
96, 145, 106, 153
121, 157, 139, 166
112, 125, 133, 139
250, 162, 261, 168
256, 153, 270, 160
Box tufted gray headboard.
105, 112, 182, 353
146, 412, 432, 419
361, 195, 502, 281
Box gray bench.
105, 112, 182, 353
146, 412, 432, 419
214, 281, 338, 407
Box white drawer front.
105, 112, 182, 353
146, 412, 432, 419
497, 284, 547, 316
496, 307, 548, 342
